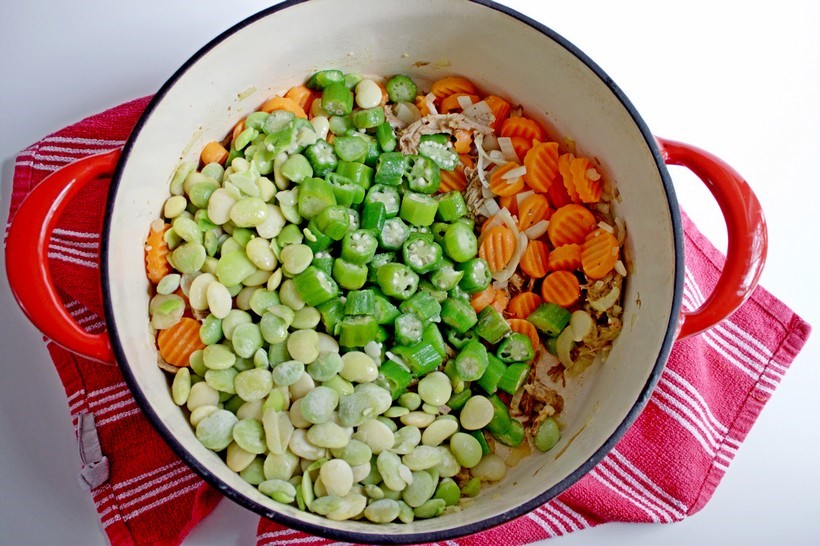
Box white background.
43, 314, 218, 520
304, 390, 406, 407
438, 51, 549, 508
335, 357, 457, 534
1, 1, 818, 544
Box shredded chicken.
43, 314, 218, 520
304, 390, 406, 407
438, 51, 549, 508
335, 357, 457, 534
382, 104, 407, 130
398, 113, 493, 154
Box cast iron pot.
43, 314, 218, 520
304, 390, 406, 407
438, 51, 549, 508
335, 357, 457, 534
6, 0, 767, 542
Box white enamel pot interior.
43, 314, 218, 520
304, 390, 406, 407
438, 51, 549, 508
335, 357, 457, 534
103, 0, 683, 542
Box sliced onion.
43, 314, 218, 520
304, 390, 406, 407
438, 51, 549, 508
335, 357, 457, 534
497, 137, 520, 163
597, 221, 614, 233
515, 190, 534, 207
483, 198, 501, 216
556, 326, 576, 368
462, 99, 493, 122
482, 133, 499, 151
589, 286, 621, 313
494, 232, 528, 282
503, 165, 527, 180
425, 92, 438, 115
395, 102, 421, 125
478, 206, 517, 247
488, 150, 507, 164
524, 220, 549, 239
570, 310, 594, 342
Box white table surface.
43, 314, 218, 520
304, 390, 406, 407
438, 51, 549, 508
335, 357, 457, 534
1, 1, 818, 544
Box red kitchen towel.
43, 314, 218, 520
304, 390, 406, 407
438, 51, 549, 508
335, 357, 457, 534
4, 98, 811, 546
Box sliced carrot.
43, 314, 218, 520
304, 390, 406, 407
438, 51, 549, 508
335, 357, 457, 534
200, 141, 229, 166
415, 94, 432, 117
582, 228, 620, 279
548, 243, 583, 271
259, 96, 307, 118
440, 93, 479, 114
517, 193, 550, 232
507, 292, 543, 320
508, 318, 540, 351
484, 94, 512, 132
547, 204, 597, 247
570, 156, 604, 203
558, 153, 579, 202
470, 286, 497, 313
520, 240, 550, 278
523, 141, 560, 193
490, 289, 509, 315
430, 76, 478, 101
479, 225, 516, 272
540, 270, 581, 308
439, 164, 467, 193
376, 81, 389, 107
454, 128, 473, 154
489, 162, 526, 197
547, 172, 573, 208
459, 153, 476, 169
498, 194, 518, 217
500, 116, 547, 143
145, 222, 171, 285
157, 317, 206, 368
232, 118, 246, 142
284, 85, 318, 114
509, 136, 534, 162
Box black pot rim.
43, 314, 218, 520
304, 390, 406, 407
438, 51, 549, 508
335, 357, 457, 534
102, 0, 684, 542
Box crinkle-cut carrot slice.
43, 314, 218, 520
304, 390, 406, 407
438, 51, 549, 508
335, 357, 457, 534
520, 240, 550, 278
484, 94, 512, 133
479, 225, 516, 272
498, 194, 518, 217
547, 204, 597, 247
439, 164, 467, 193
260, 96, 307, 118
440, 93, 480, 114
454, 128, 473, 154
200, 141, 229, 166
415, 95, 432, 117
285, 85, 318, 115
430, 76, 479, 101
471, 286, 497, 313
570, 156, 604, 203
508, 318, 540, 351
499, 116, 547, 143
558, 153, 580, 202
547, 172, 573, 208
145, 222, 171, 285
517, 193, 551, 232
548, 243, 583, 271
459, 153, 476, 169
509, 136, 534, 162
523, 141, 560, 193
582, 228, 620, 280
490, 289, 509, 315
507, 292, 543, 320
489, 162, 526, 197
157, 317, 205, 368
540, 270, 581, 308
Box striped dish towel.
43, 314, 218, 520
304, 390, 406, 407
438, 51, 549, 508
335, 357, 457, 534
4, 98, 810, 546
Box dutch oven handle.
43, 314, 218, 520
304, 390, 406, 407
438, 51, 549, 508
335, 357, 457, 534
5, 149, 121, 364
656, 138, 768, 339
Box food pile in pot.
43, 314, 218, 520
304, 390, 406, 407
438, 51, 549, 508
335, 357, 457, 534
144, 69, 627, 523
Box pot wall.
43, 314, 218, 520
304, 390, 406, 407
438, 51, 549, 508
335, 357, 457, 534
104, 0, 681, 539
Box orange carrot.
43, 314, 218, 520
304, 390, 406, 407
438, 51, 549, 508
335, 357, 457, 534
285, 85, 317, 114
459, 153, 476, 169
558, 153, 579, 202
415, 95, 431, 117
570, 156, 604, 203
523, 141, 560, 192
145, 222, 171, 285
376, 81, 389, 107
157, 317, 206, 368
431, 76, 478, 101
489, 162, 526, 197
498, 194, 519, 217
232, 118, 246, 142
507, 292, 543, 320
440, 93, 479, 114
471, 286, 497, 313
200, 141, 229, 166
517, 193, 551, 232
509, 136, 534, 162
547, 172, 573, 208
439, 164, 468, 193
454, 128, 473, 154
520, 240, 550, 278
479, 225, 516, 272
582, 228, 620, 279
490, 289, 509, 314
548, 243, 583, 271
540, 270, 581, 308
260, 96, 307, 118
508, 318, 540, 351
484, 94, 512, 132
547, 204, 597, 247
500, 116, 547, 143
